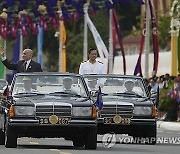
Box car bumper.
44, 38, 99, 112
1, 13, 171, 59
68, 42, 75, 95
9, 118, 97, 127
97, 118, 156, 134
98, 118, 156, 125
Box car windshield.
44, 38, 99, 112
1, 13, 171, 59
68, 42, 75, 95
84, 76, 147, 98
12, 74, 88, 97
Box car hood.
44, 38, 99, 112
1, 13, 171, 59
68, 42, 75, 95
102, 96, 152, 106
13, 94, 92, 106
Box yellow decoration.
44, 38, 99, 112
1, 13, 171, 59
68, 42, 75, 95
171, 32, 178, 76
18, 10, 27, 18
38, 5, 47, 15
61, 21, 66, 73
0, 9, 7, 19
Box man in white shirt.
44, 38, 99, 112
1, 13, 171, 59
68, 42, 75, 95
79, 48, 106, 75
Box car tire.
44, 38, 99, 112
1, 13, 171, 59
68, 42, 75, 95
145, 125, 156, 145
0, 129, 5, 145
85, 127, 97, 150
5, 124, 17, 148
133, 125, 156, 145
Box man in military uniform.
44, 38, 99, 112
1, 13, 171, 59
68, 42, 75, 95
79, 48, 106, 75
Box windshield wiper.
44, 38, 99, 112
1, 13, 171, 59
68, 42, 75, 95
49, 91, 82, 97
14, 92, 45, 96
113, 92, 143, 98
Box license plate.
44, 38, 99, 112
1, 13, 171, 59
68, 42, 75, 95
39, 118, 69, 125
104, 117, 131, 125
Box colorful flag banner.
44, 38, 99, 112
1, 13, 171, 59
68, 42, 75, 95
149, 0, 159, 75
133, 16, 146, 76
12, 30, 21, 77
86, 13, 109, 62
112, 9, 126, 75
178, 30, 180, 73
12, 31, 20, 63
37, 24, 43, 65
61, 20, 66, 73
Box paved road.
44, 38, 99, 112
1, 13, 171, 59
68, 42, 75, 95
0, 127, 179, 154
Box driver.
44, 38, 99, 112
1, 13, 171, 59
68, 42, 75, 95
124, 80, 135, 93
60, 77, 78, 94
23, 77, 33, 92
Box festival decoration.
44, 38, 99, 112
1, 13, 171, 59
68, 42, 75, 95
0, 0, 144, 39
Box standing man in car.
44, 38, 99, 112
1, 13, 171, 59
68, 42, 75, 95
0, 46, 42, 73
79, 48, 106, 75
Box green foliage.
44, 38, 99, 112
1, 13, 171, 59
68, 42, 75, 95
157, 16, 171, 50
158, 81, 176, 111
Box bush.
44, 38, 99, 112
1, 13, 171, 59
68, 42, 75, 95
158, 80, 176, 112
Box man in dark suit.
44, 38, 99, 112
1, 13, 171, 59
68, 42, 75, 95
0, 46, 42, 72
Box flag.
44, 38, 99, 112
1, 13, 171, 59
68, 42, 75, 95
2, 85, 12, 100
3, 85, 9, 97
37, 24, 43, 65
149, 0, 159, 75
178, 30, 180, 73
61, 20, 66, 73
0, 37, 5, 79
134, 16, 146, 76
112, 9, 126, 75
12, 30, 21, 76
86, 13, 109, 62
95, 86, 103, 110
12, 31, 20, 63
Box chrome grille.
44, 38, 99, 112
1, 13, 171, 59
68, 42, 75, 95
35, 104, 72, 118
100, 104, 134, 118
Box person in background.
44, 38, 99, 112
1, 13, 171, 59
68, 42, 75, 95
157, 75, 164, 89
173, 74, 180, 122
149, 78, 159, 107
163, 73, 170, 89
149, 78, 159, 94
0, 46, 42, 73
79, 48, 106, 75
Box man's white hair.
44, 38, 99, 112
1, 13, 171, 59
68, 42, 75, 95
23, 49, 33, 56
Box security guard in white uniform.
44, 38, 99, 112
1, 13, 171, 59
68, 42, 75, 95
79, 48, 106, 75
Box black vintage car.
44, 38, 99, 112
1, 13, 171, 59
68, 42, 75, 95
0, 73, 97, 149
84, 74, 157, 145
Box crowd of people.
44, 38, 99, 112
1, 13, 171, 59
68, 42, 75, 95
145, 73, 180, 122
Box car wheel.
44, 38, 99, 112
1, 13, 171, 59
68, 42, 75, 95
85, 127, 97, 150
133, 125, 156, 145
5, 124, 17, 148
0, 129, 5, 145
145, 125, 156, 145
